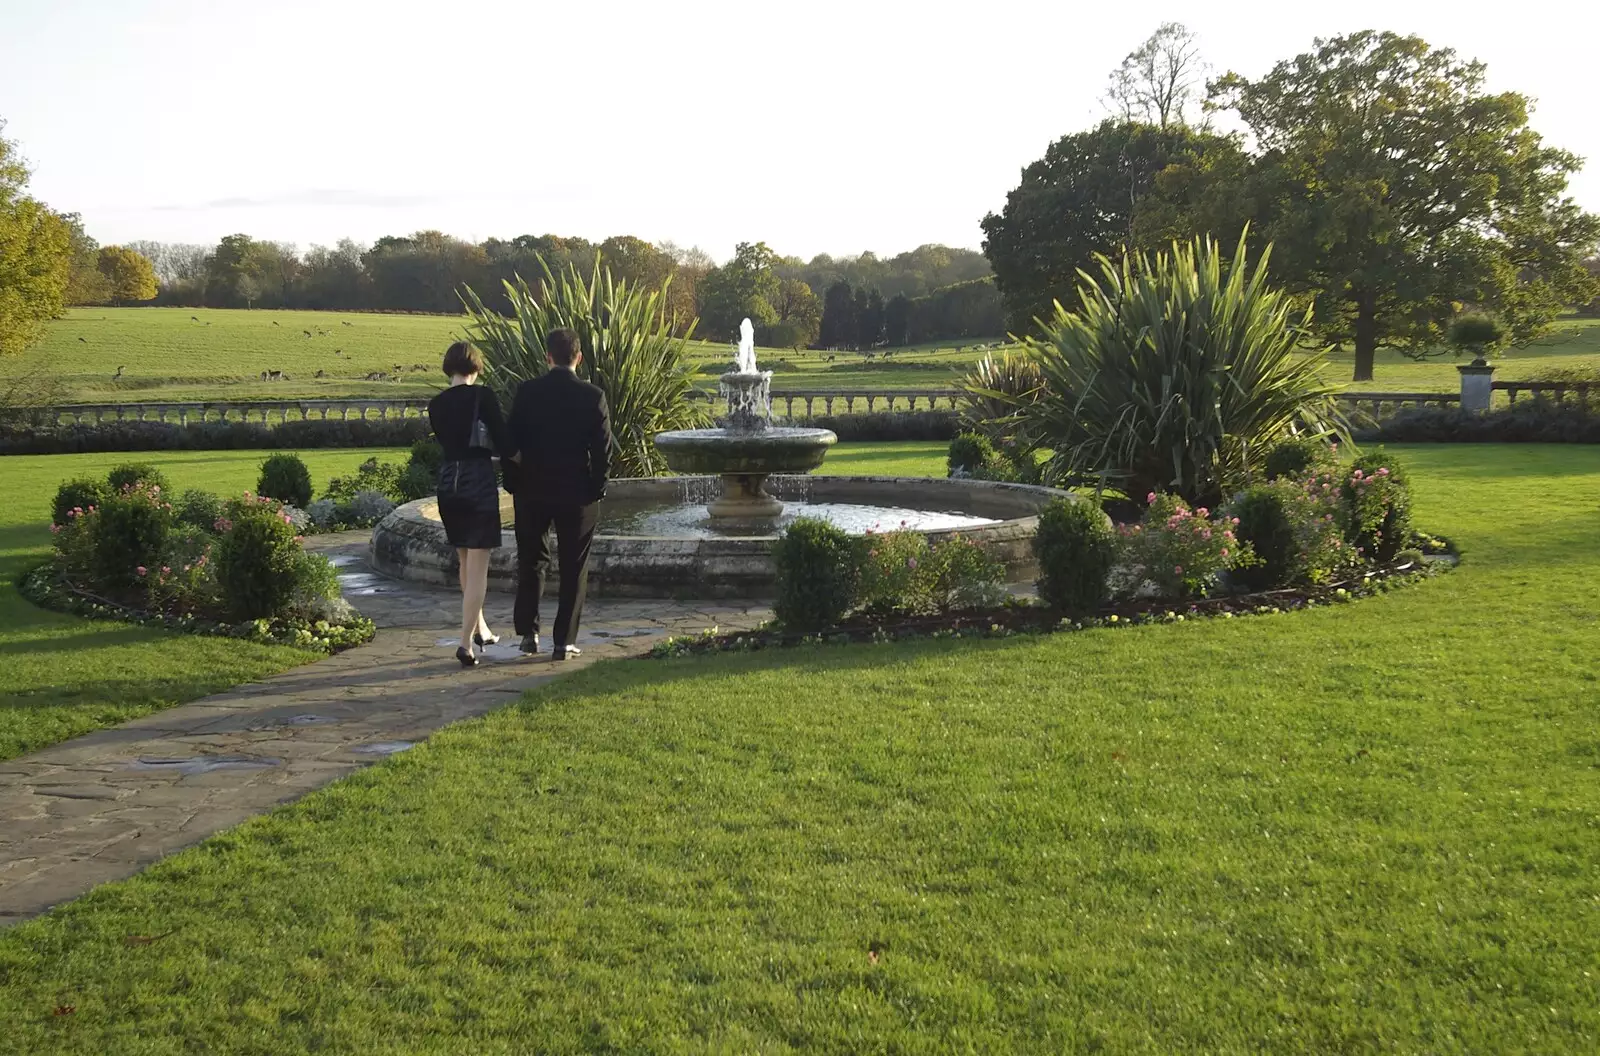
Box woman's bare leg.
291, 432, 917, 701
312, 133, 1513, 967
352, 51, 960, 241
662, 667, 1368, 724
460, 548, 491, 653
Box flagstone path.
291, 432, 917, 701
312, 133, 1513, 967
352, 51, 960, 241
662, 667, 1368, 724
0, 534, 769, 926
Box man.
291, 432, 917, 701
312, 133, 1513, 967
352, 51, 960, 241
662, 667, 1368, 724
505, 328, 613, 660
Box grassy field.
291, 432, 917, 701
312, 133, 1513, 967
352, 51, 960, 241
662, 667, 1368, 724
0, 443, 938, 760
0, 448, 408, 761
7, 308, 1598, 404
0, 444, 1597, 1051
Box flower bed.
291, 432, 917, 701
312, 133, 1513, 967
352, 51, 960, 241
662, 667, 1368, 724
30, 464, 373, 653
660, 445, 1454, 659
649, 552, 1452, 659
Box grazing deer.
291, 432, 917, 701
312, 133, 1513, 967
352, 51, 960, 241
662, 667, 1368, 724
272, 320, 280, 326
190, 316, 199, 322
261, 369, 286, 381
314, 369, 326, 378
341, 320, 352, 326
364, 371, 387, 381
113, 365, 124, 380
303, 330, 313, 338
78, 337, 87, 343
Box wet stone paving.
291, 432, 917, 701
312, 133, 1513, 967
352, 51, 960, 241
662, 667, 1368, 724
0, 533, 769, 926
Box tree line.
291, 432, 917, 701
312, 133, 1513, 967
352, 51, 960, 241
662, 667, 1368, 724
58, 229, 1003, 351
982, 25, 1600, 380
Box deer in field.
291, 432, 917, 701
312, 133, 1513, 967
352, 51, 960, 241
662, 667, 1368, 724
261, 370, 286, 381
112, 365, 124, 380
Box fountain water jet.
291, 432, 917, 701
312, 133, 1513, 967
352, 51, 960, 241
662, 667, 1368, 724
654, 318, 837, 521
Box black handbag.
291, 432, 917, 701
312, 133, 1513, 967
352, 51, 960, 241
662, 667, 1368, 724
436, 389, 498, 511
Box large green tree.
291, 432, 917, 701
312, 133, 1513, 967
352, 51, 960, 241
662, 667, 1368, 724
1211, 31, 1600, 381
696, 241, 780, 339
980, 119, 1244, 331
0, 120, 71, 356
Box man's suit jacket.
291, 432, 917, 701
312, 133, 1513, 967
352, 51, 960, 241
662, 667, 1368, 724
506, 367, 614, 506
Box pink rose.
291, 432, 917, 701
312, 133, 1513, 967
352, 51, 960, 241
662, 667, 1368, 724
1231, 517, 1240, 525
50, 524, 60, 534
1220, 548, 1229, 557
1147, 492, 1157, 503
161, 566, 171, 575
183, 564, 191, 572
1378, 467, 1389, 476
1196, 507, 1209, 518
907, 558, 917, 569
1202, 529, 1212, 539
136, 566, 147, 577
1174, 565, 1183, 574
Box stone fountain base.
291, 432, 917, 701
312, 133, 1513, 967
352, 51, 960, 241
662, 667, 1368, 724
706, 474, 783, 520
368, 475, 1074, 599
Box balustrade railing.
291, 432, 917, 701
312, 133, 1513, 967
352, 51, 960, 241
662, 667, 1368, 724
1494, 380, 1595, 404
40, 399, 431, 426
24, 379, 1592, 430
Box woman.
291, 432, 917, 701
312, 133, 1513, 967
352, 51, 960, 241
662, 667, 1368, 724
428, 341, 512, 667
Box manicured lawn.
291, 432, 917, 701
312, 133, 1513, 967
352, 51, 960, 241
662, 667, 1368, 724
7, 307, 1598, 402
0, 448, 403, 760
1, 444, 1596, 1052
0, 443, 930, 760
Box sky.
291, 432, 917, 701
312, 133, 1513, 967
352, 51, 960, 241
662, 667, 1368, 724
2, 0, 1596, 264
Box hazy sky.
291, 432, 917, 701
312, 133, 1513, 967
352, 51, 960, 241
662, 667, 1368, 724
2, 0, 1596, 262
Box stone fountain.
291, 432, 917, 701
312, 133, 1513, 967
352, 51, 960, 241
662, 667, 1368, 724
653, 318, 837, 520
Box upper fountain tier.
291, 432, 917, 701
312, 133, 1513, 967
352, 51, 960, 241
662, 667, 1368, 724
654, 316, 837, 519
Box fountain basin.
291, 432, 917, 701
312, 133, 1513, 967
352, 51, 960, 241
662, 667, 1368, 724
368, 475, 1077, 598
652, 427, 837, 475
654, 425, 837, 519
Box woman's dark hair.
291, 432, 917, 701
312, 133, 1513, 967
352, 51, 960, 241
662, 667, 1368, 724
546, 328, 581, 366
442, 341, 484, 377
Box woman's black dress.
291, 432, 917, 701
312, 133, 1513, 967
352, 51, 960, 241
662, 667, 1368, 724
427, 384, 512, 550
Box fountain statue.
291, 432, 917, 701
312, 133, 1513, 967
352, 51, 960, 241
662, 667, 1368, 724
654, 317, 837, 519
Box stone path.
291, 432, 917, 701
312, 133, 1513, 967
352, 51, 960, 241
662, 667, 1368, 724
0, 534, 770, 926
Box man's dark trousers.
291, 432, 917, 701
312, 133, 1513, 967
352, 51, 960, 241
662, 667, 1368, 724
513, 495, 600, 650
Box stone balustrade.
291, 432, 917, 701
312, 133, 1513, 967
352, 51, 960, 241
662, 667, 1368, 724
1333, 391, 1461, 417
31, 377, 1589, 429
43, 399, 431, 426
1494, 380, 1594, 405
690, 388, 961, 416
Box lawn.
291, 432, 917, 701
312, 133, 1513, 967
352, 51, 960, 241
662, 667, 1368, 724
0, 448, 404, 760
0, 443, 934, 760
8, 307, 1597, 404
1, 444, 1596, 1052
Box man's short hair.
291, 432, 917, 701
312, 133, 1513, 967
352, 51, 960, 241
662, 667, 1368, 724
442, 340, 483, 377
546, 328, 581, 366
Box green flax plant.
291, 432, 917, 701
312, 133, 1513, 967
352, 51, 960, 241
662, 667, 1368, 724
461, 256, 711, 478
1017, 234, 1347, 506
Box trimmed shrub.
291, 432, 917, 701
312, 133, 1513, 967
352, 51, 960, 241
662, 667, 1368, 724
214, 498, 303, 619
257, 453, 313, 507
52, 477, 106, 527
772, 518, 859, 630
1264, 436, 1335, 481
174, 488, 224, 532
1230, 485, 1298, 590
1032, 497, 1116, 612
1341, 450, 1411, 562
1366, 402, 1599, 444
1227, 479, 1352, 591
107, 462, 169, 493
0, 416, 432, 456
89, 482, 174, 591
947, 432, 998, 476
781, 411, 959, 443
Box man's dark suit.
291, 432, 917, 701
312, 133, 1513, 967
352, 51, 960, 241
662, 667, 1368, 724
505, 367, 613, 651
